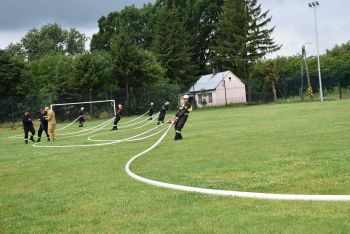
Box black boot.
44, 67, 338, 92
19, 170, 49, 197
25, 139, 28, 144
30, 136, 35, 142
37, 137, 41, 142
174, 132, 179, 141
157, 122, 160, 125
178, 133, 183, 140
47, 137, 50, 142
111, 126, 117, 131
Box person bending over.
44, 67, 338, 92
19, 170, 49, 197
157, 101, 169, 125
173, 95, 192, 140
78, 107, 86, 127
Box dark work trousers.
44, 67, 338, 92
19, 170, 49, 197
24, 126, 35, 140
113, 115, 121, 129
79, 116, 85, 127
158, 112, 166, 122
38, 123, 49, 138
175, 115, 188, 132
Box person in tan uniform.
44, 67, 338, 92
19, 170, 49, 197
44, 106, 56, 141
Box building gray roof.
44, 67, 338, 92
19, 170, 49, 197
189, 71, 229, 92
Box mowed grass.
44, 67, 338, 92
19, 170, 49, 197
1, 101, 350, 233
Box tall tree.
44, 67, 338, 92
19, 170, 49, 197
91, 5, 155, 51
184, 0, 224, 72
152, 4, 198, 87
110, 31, 165, 106
213, 0, 281, 101
65, 28, 88, 56
21, 23, 87, 61
73, 51, 114, 99
23, 54, 76, 100
0, 50, 24, 97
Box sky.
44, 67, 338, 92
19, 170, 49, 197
0, 0, 349, 58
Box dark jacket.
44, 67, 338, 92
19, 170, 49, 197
116, 108, 123, 117
38, 111, 48, 126
160, 104, 168, 113
22, 115, 34, 128
175, 102, 192, 117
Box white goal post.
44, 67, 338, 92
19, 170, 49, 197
51, 100, 116, 116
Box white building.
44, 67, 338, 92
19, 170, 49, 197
189, 70, 246, 108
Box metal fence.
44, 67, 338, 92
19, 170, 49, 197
1, 69, 349, 125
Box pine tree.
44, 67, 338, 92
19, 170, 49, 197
213, 0, 281, 101
185, 0, 225, 73
151, 3, 198, 88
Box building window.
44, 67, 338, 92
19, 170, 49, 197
208, 93, 213, 103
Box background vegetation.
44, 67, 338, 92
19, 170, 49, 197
0, 0, 349, 123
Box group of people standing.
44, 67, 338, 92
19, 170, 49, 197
22, 106, 56, 144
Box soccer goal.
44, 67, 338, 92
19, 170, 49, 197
51, 100, 116, 122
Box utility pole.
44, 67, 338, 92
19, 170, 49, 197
308, 1, 324, 102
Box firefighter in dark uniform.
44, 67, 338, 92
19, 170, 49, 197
112, 104, 123, 131
22, 111, 36, 144
148, 102, 154, 120
157, 101, 169, 125
173, 95, 192, 140
37, 108, 50, 142
78, 107, 86, 127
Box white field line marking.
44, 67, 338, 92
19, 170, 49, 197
125, 124, 350, 202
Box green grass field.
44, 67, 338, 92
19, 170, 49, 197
1, 100, 350, 233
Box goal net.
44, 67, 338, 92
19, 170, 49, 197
51, 100, 116, 123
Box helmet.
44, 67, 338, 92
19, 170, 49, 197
183, 95, 189, 99
165, 101, 169, 105
151, 102, 154, 106
81, 107, 84, 110
118, 104, 122, 108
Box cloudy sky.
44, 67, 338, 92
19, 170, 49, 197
0, 0, 349, 57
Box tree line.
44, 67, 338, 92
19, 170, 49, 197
251, 41, 350, 101
0, 0, 349, 117
0, 0, 279, 103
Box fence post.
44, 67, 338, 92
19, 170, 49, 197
11, 96, 14, 125
337, 69, 342, 100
